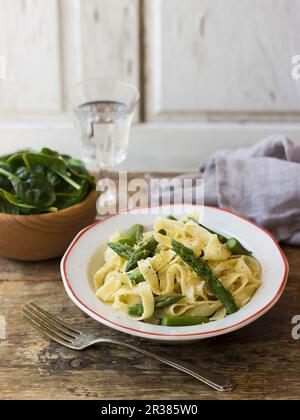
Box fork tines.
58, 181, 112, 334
23, 303, 80, 346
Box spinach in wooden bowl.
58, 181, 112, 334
0, 148, 95, 215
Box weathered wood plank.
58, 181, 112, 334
144, 0, 300, 121
0, 245, 299, 400
0, 258, 60, 282
59, 0, 140, 117
0, 0, 62, 113
78, 0, 139, 82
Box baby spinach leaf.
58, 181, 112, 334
7, 152, 27, 171
46, 170, 63, 187
24, 152, 81, 190
21, 171, 56, 209
0, 174, 11, 192
55, 180, 89, 210
15, 166, 30, 180
0, 167, 56, 209
64, 158, 95, 184
40, 147, 60, 158
0, 188, 36, 210
0, 150, 28, 164
41, 147, 72, 162
0, 163, 12, 191
0, 148, 93, 215
20, 163, 62, 188
0, 196, 18, 214
41, 148, 95, 185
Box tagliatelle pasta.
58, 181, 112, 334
93, 215, 261, 326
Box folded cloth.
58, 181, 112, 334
148, 134, 300, 245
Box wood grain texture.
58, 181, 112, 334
0, 190, 98, 261
0, 173, 299, 400
0, 245, 299, 400
144, 0, 300, 122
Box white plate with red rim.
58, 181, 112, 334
61, 204, 289, 343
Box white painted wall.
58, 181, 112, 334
0, 0, 300, 171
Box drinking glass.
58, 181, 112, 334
68, 79, 140, 174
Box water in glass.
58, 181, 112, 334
75, 100, 134, 172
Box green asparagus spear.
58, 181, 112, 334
154, 294, 184, 309
125, 236, 158, 272
128, 294, 184, 317
226, 238, 252, 256
109, 236, 150, 283
128, 303, 144, 316
167, 215, 177, 221
161, 315, 210, 326
118, 224, 144, 246
188, 217, 253, 255
171, 240, 238, 315
126, 268, 145, 284
107, 242, 133, 260
134, 224, 145, 243
188, 217, 228, 244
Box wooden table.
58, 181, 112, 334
0, 185, 300, 400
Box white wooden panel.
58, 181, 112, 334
1, 120, 300, 172
145, 0, 300, 121
78, 0, 140, 86
0, 0, 62, 113
59, 0, 83, 98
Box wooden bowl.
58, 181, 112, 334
0, 190, 99, 261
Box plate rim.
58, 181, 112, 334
61, 204, 289, 340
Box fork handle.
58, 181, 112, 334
98, 338, 234, 392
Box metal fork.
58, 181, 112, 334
23, 303, 234, 392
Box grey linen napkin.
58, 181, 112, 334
149, 134, 300, 244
